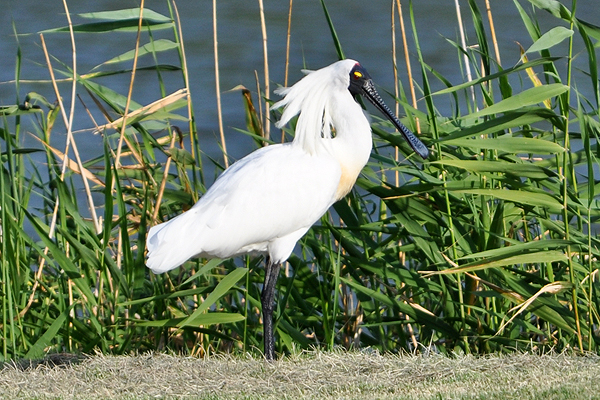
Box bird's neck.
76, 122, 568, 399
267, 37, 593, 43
327, 107, 373, 200
289, 89, 373, 201
331, 132, 372, 200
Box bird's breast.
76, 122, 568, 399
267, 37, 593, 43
335, 164, 360, 201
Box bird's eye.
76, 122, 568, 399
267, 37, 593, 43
353, 71, 363, 80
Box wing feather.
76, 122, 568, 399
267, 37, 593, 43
146, 143, 340, 273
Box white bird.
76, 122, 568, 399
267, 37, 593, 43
146, 59, 428, 360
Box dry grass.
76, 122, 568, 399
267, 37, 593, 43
2, 350, 600, 399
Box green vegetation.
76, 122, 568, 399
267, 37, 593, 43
0, 0, 599, 362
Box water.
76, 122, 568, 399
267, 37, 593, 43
0, 0, 596, 175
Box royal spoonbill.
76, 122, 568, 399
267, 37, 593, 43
146, 59, 428, 360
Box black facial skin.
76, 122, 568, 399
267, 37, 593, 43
349, 63, 429, 160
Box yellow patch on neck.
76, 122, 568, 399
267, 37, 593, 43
335, 165, 359, 201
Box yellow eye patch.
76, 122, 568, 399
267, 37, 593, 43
354, 71, 363, 79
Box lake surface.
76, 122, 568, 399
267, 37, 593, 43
0, 0, 596, 171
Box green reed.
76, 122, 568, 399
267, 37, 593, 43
0, 0, 598, 361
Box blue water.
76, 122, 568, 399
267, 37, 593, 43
0, 0, 596, 174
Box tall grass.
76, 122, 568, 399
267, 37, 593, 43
0, 0, 598, 361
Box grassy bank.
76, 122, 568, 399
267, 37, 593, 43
0, 0, 599, 361
2, 350, 600, 399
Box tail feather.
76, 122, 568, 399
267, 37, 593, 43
146, 213, 204, 273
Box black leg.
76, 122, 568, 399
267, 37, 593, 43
261, 256, 281, 361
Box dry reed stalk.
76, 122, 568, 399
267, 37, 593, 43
105, 2, 144, 278
59, 7, 100, 232
283, 0, 293, 143
495, 281, 570, 336
395, 0, 419, 132
84, 88, 146, 166
21, 14, 87, 319
391, 1, 399, 118
284, 0, 293, 87
22, 34, 61, 320
55, 1, 102, 234
114, 1, 145, 171
171, 0, 196, 160
254, 70, 265, 143
152, 130, 179, 222
453, 0, 477, 110
212, 0, 228, 168
391, 0, 400, 186
485, 0, 502, 66
22, 0, 106, 315
77, 95, 114, 159
29, 134, 104, 186
391, 2, 419, 350
95, 89, 189, 133
258, 0, 271, 141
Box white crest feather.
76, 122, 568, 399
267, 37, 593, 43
273, 59, 358, 155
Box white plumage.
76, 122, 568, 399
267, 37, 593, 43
147, 59, 371, 273
146, 59, 428, 359
146, 143, 342, 272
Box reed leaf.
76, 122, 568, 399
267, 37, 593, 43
0, 0, 597, 359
